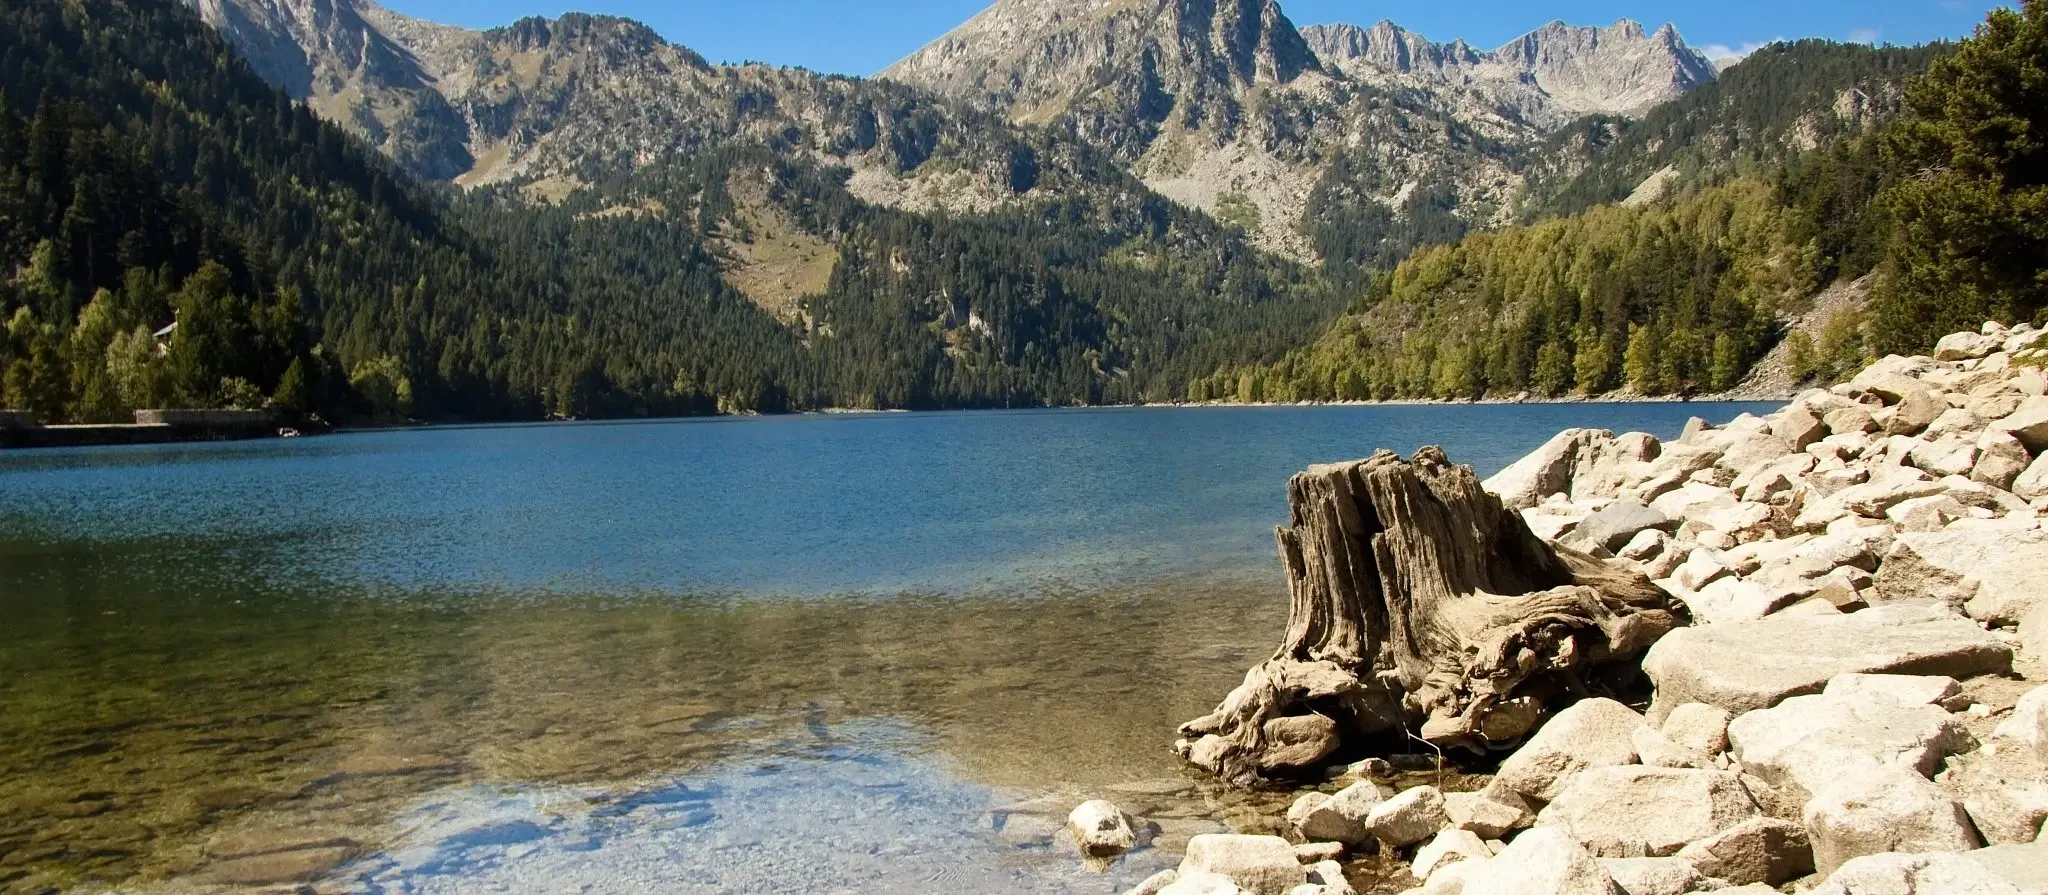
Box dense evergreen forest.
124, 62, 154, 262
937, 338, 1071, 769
1197, 2, 2048, 402
2, 0, 2044, 423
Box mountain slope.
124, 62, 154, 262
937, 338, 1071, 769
1522, 39, 1950, 220
180, 0, 1119, 218
881, 0, 1715, 256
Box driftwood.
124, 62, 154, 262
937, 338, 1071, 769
1177, 447, 1687, 785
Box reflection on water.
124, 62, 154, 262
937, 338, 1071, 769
0, 404, 1781, 892
0, 573, 1284, 893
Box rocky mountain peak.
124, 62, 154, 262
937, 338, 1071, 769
880, 0, 1321, 114
1303, 15, 1714, 123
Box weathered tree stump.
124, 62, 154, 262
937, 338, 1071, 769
1177, 447, 1686, 785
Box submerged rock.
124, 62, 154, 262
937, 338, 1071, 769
1068, 799, 1138, 859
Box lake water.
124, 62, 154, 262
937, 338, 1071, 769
0, 403, 1778, 894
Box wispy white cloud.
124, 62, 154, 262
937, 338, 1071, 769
1699, 39, 1776, 61
1847, 27, 1881, 44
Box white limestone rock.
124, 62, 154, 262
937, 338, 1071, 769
1813, 851, 2026, 895
1675, 816, 1814, 886
1178, 835, 1307, 895
1810, 852, 2025, 895
1291, 780, 1390, 845
1596, 857, 1706, 895
1992, 395, 2048, 453
1536, 765, 1759, 858
1660, 702, 1731, 758
1456, 828, 1624, 895
1994, 686, 2048, 765
1442, 790, 1532, 840
1364, 785, 1446, 847
1494, 698, 1643, 801
1726, 688, 1975, 809
1411, 828, 1490, 880
1641, 600, 2013, 722
1871, 529, 2048, 624
1804, 763, 1983, 875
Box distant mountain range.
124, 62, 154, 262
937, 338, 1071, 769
181, 0, 1738, 260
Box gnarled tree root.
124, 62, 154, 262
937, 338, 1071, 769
1177, 447, 1686, 786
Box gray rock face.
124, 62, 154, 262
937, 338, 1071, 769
1177, 834, 1306, 895
1641, 600, 2014, 722
1495, 698, 1643, 801
1537, 766, 1759, 858
1804, 764, 1983, 875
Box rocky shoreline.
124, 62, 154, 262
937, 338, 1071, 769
1074, 321, 2048, 894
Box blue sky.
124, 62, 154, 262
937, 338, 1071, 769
383, 0, 2008, 75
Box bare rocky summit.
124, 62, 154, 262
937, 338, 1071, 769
1302, 19, 1714, 129
180, 0, 1088, 211
882, 0, 1715, 256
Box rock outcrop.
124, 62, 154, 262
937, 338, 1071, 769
1198, 321, 2048, 895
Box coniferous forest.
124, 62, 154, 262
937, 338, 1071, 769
2, 0, 2046, 423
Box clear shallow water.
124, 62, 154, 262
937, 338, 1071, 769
0, 403, 1778, 893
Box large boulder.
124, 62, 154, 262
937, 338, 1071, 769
1660, 703, 1731, 758
2017, 453, 2048, 502
1810, 852, 2027, 895
1992, 396, 2048, 453
1641, 601, 2014, 722
1537, 766, 1759, 858
1938, 330, 2005, 361
1675, 816, 1814, 886
1774, 405, 1829, 451
1177, 835, 1306, 895
1412, 828, 1491, 880
1572, 500, 1674, 553
1456, 828, 1624, 895
1442, 790, 1532, 839
1494, 698, 1643, 801
1804, 764, 1983, 875
1977, 432, 2035, 490
1872, 529, 2048, 625
1823, 672, 1968, 711
1966, 842, 2048, 894
1485, 429, 1629, 510
1365, 785, 1447, 847
1726, 688, 1974, 809
1290, 780, 1390, 846
1995, 686, 2048, 764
